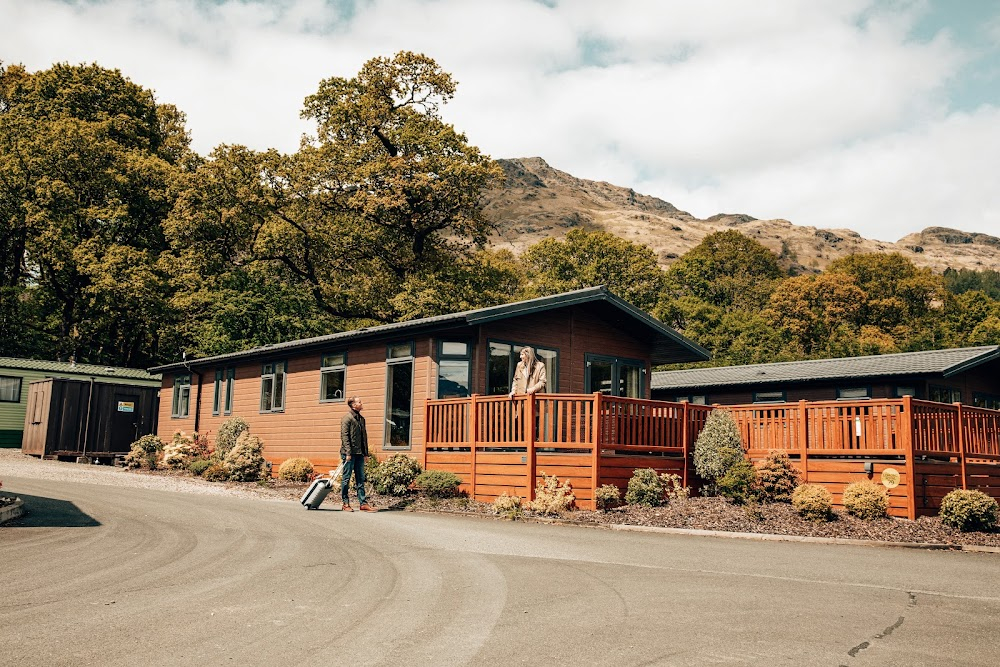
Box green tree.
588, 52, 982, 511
765, 273, 866, 356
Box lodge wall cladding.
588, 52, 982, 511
157, 339, 433, 472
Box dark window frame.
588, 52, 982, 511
973, 392, 1000, 410
224, 367, 235, 414
171, 373, 192, 418
214, 368, 236, 415
836, 386, 872, 400
675, 394, 708, 405
893, 385, 918, 399
929, 384, 961, 405
260, 360, 288, 413
385, 341, 415, 450
319, 351, 348, 404
437, 339, 473, 399
0, 375, 22, 403
584, 353, 645, 398
753, 390, 786, 404
486, 338, 560, 396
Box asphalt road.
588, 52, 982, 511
2, 476, 998, 667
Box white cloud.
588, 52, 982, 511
1, 0, 997, 240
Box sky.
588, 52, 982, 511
2, 0, 999, 243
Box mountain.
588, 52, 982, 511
481, 157, 1000, 273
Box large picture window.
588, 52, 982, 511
171, 374, 191, 418
437, 341, 471, 398
385, 342, 414, 449
320, 352, 347, 402
585, 354, 644, 398
0, 375, 22, 403
487, 341, 558, 395
929, 385, 961, 404
260, 361, 287, 412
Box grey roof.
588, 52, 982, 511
0, 357, 161, 382
150, 286, 710, 373
651, 345, 1000, 391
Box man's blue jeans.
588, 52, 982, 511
341, 454, 367, 505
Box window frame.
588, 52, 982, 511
319, 351, 348, 404
0, 375, 22, 403
259, 360, 288, 413
384, 341, 415, 450
893, 385, 917, 399
752, 390, 786, 404
213, 368, 236, 415
584, 353, 645, 398
929, 384, 961, 405
675, 394, 708, 405
212, 369, 223, 415
436, 339, 473, 399
486, 338, 560, 396
973, 392, 1000, 410
836, 386, 872, 400
224, 367, 235, 414
171, 373, 192, 418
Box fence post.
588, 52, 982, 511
798, 400, 809, 483
955, 402, 968, 490
902, 395, 917, 520
591, 392, 602, 510
681, 401, 690, 490
470, 394, 478, 502
527, 394, 536, 503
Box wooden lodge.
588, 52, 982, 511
151, 289, 1000, 518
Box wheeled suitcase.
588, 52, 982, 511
300, 462, 344, 510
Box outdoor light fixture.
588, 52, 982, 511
863, 461, 874, 475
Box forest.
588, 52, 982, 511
2, 54, 999, 370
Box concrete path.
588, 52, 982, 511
1, 475, 998, 666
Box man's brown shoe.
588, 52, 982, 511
359, 504, 377, 512
341, 504, 354, 512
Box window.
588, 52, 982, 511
675, 394, 707, 405
213, 368, 236, 415
585, 354, 645, 398
894, 386, 917, 398
487, 341, 559, 395
320, 352, 347, 402
929, 385, 961, 404
385, 342, 414, 448
837, 387, 871, 400
974, 393, 1000, 410
753, 390, 786, 404
260, 361, 287, 412
438, 341, 471, 398
0, 376, 21, 403
171, 374, 191, 418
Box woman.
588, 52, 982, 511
508, 346, 547, 397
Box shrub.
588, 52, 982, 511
939, 489, 999, 532
124, 434, 162, 470
493, 493, 523, 519
843, 480, 890, 520
792, 484, 834, 522
624, 469, 690, 507
215, 416, 250, 460
162, 432, 198, 469
202, 462, 230, 482
188, 458, 213, 476
527, 473, 575, 515
224, 432, 266, 482
595, 484, 622, 510
414, 470, 462, 499
716, 459, 757, 504
277, 457, 314, 482
371, 454, 422, 496
755, 451, 801, 503
693, 410, 745, 490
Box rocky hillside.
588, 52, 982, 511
482, 157, 1000, 273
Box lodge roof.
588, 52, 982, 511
150, 286, 710, 373
0, 357, 161, 382
651, 345, 1000, 391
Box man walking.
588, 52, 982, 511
340, 396, 375, 512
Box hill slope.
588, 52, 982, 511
482, 157, 1000, 273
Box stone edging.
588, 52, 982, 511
0, 498, 24, 525
406, 507, 1000, 554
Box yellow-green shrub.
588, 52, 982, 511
202, 462, 229, 482
492, 493, 523, 519
939, 489, 999, 532
124, 434, 162, 470
843, 480, 890, 520
277, 457, 314, 482
792, 484, 833, 521
755, 451, 801, 502
595, 484, 622, 510
414, 470, 462, 498
527, 473, 575, 515
224, 432, 266, 482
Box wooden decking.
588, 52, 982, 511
424, 394, 1000, 517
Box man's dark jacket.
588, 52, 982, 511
340, 408, 369, 459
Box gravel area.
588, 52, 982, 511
4, 448, 999, 547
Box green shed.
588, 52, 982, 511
0, 358, 161, 448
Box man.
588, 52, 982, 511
340, 396, 375, 512
508, 346, 547, 397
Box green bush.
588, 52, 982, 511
595, 484, 622, 510
188, 458, 213, 476
716, 459, 757, 504
224, 431, 266, 482
215, 416, 250, 461
843, 480, 890, 520
693, 410, 745, 489
371, 453, 422, 496
202, 462, 229, 482
624, 469, 689, 507
527, 473, 575, 515
277, 457, 314, 482
414, 470, 462, 498
124, 434, 162, 470
792, 484, 834, 521
939, 489, 999, 532
493, 493, 523, 519
755, 451, 801, 502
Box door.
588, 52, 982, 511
585, 354, 645, 398
110, 393, 140, 454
